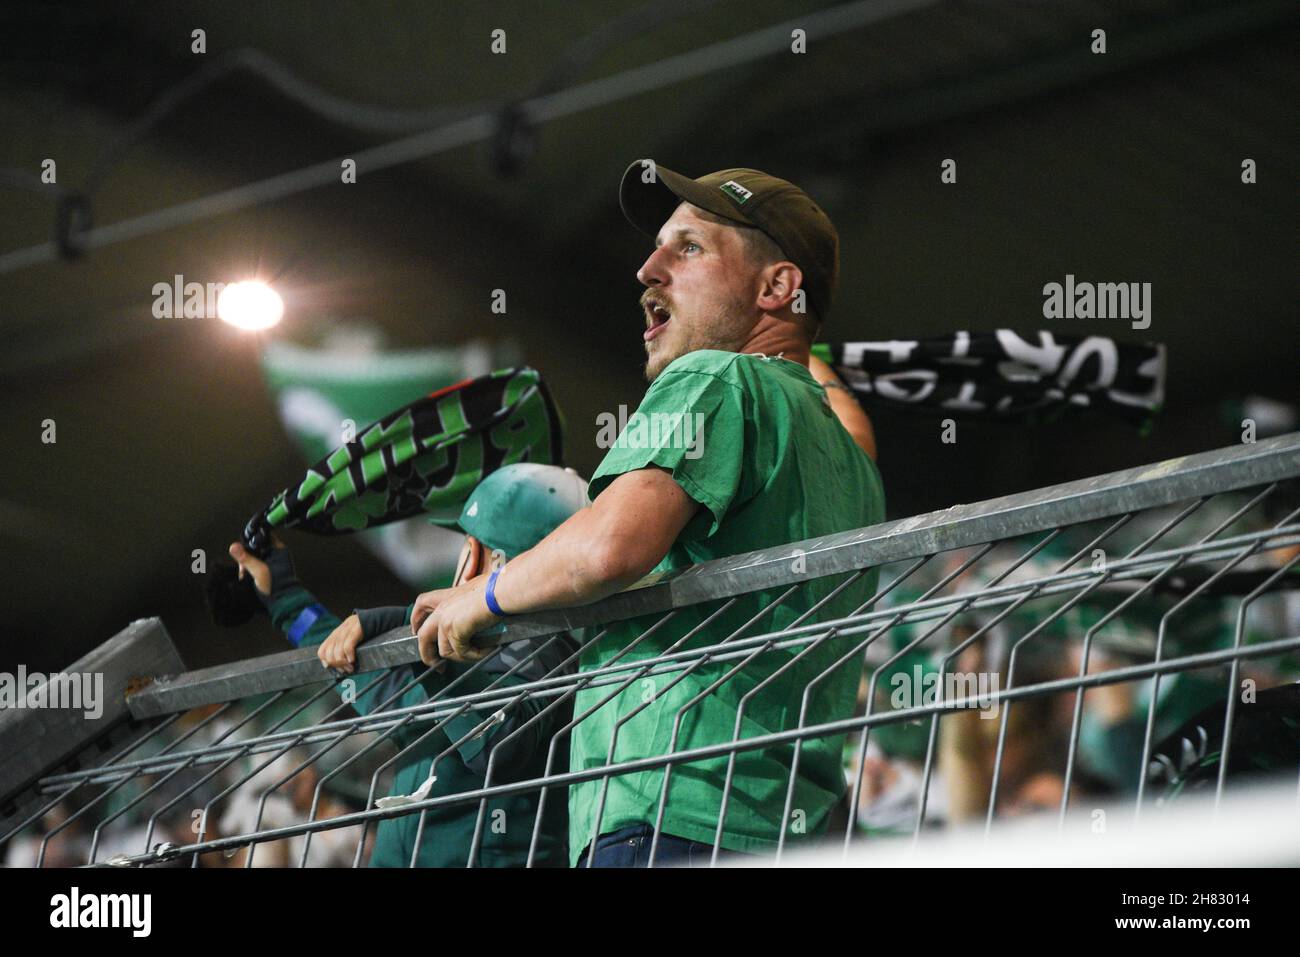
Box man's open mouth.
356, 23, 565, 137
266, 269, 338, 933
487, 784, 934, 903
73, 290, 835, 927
644, 302, 671, 342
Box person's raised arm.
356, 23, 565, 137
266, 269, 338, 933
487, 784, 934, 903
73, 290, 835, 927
496, 465, 697, 610
413, 466, 699, 663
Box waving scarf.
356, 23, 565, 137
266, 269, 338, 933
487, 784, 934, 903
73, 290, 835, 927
241, 366, 562, 556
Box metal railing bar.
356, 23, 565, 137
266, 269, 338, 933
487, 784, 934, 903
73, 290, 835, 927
718, 557, 936, 865
45, 522, 1300, 792
465, 634, 600, 867
177, 678, 369, 867
244, 643, 538, 867
914, 529, 1067, 837
190, 668, 400, 867
37, 704, 237, 867
122, 434, 1300, 717
0, 714, 180, 848
581, 590, 799, 867
1064, 490, 1287, 819
526, 609, 692, 867
91, 634, 1300, 867
587, 584, 803, 867
1215, 552, 1300, 809
86, 691, 291, 864
1131, 502, 1300, 818
1058, 489, 1282, 820
395, 635, 571, 868
985, 496, 1210, 828
778, 544, 999, 862
694, 565, 887, 866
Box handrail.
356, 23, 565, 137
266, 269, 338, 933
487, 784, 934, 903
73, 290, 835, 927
126, 432, 1300, 718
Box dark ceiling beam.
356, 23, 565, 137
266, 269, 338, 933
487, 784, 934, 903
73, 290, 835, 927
0, 0, 941, 275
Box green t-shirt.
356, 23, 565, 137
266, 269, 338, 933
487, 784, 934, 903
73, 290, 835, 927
569, 349, 886, 863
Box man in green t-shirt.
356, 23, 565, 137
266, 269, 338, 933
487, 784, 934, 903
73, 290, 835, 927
412, 161, 884, 866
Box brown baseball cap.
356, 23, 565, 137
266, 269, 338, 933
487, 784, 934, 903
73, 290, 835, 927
618, 159, 840, 321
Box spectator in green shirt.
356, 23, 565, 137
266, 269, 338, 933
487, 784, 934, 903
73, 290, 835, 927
412, 162, 884, 866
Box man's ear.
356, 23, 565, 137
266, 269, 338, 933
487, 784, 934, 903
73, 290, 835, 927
455, 535, 488, 585
756, 261, 804, 315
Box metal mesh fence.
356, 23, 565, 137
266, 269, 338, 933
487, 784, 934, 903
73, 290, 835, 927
4, 433, 1298, 868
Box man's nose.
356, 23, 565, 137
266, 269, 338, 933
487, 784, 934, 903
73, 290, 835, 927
636, 246, 670, 287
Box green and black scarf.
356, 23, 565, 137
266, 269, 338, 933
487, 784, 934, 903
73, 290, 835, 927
209, 367, 562, 626
242, 366, 563, 553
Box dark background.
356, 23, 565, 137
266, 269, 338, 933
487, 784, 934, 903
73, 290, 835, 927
1, 0, 1295, 673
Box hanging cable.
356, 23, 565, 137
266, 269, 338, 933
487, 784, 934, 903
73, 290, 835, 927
0, 0, 936, 275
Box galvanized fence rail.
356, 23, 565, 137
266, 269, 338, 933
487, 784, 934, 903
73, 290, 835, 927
3, 433, 1298, 867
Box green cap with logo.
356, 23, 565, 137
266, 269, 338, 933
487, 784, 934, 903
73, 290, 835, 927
618, 159, 840, 321
430, 463, 589, 558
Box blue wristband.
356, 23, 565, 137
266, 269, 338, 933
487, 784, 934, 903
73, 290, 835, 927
287, 602, 327, 647
484, 567, 508, 617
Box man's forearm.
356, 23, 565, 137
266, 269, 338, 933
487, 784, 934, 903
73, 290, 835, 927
487, 506, 643, 615
488, 468, 696, 616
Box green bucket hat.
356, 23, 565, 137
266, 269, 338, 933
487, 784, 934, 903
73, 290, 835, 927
430, 462, 589, 558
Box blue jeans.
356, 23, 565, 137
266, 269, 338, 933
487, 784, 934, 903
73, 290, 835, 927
576, 824, 725, 868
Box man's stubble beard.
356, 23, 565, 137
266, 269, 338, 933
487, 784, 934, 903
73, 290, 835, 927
643, 300, 754, 383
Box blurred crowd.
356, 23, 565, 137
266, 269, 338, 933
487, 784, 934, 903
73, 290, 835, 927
848, 495, 1300, 839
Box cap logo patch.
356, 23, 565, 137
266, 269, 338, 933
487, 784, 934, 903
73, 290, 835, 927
719, 180, 753, 204
466, 500, 479, 517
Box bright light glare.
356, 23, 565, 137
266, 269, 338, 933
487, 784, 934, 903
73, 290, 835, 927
218, 281, 284, 330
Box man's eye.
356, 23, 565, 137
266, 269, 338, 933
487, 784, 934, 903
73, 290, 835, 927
683, 241, 700, 253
